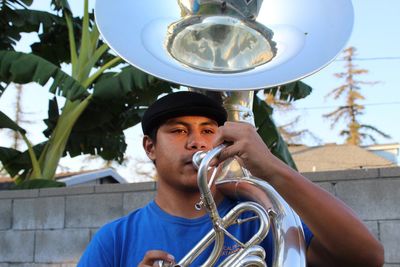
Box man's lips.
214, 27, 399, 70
183, 156, 197, 168
184, 160, 195, 167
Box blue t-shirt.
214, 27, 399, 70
78, 198, 313, 266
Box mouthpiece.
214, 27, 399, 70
192, 151, 207, 170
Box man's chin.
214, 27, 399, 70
183, 164, 198, 176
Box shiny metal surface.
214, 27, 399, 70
166, 1, 276, 73
217, 176, 307, 267
182, 144, 306, 266
190, 89, 255, 124
221, 245, 266, 266
95, 0, 353, 90
180, 142, 271, 266
166, 16, 276, 72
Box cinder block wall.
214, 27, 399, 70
0, 167, 399, 267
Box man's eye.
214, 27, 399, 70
172, 129, 187, 134
203, 129, 215, 134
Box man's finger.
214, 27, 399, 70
139, 250, 175, 267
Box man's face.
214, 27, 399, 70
144, 115, 219, 191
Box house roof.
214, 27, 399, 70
289, 143, 397, 172
57, 168, 129, 186
0, 168, 130, 188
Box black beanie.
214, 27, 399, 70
142, 91, 227, 135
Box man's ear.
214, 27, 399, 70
143, 135, 156, 161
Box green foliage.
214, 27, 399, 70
93, 66, 174, 104
0, 110, 26, 133
0, 0, 32, 49
0, 110, 44, 180
11, 179, 65, 189
29, 9, 79, 66
40, 66, 173, 162
0, 50, 86, 100
253, 95, 297, 169
51, 0, 72, 13
0, 1, 75, 53
0, 0, 174, 187
0, 142, 46, 179
266, 81, 312, 102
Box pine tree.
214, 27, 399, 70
8, 84, 34, 150
324, 47, 390, 145
1, 84, 33, 177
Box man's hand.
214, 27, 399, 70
138, 250, 175, 267
215, 121, 283, 180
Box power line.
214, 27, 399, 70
293, 101, 400, 111
335, 56, 400, 62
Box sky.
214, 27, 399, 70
0, 0, 399, 181
294, 0, 400, 147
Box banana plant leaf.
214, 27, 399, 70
0, 50, 87, 100
0, 110, 26, 133
8, 0, 33, 5
66, 132, 127, 162
252, 80, 312, 168
0, 142, 46, 178
11, 179, 65, 189
253, 94, 297, 169
93, 65, 175, 104
51, 0, 72, 13
82, 65, 174, 132
38, 66, 174, 162
1, 2, 95, 67
28, 9, 78, 66
268, 81, 312, 102
1, 3, 69, 51
0, 0, 33, 49
0, 82, 6, 96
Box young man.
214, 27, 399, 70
78, 91, 384, 267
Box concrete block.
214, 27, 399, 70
66, 194, 123, 228
380, 167, 400, 178
0, 230, 34, 262
304, 168, 379, 182
13, 197, 65, 230
35, 229, 90, 263
0, 200, 12, 230
335, 179, 400, 220
0, 189, 39, 199
380, 221, 400, 263
363, 221, 379, 241
39, 186, 94, 197
123, 191, 156, 215
314, 182, 335, 195
89, 228, 99, 240
95, 181, 156, 193
4, 264, 61, 267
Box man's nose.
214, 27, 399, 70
186, 132, 208, 150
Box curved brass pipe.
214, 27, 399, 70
175, 145, 306, 267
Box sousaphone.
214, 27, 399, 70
95, 0, 354, 266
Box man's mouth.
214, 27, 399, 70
183, 157, 197, 170
184, 160, 195, 167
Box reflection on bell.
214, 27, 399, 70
166, 16, 277, 73
95, 0, 354, 90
